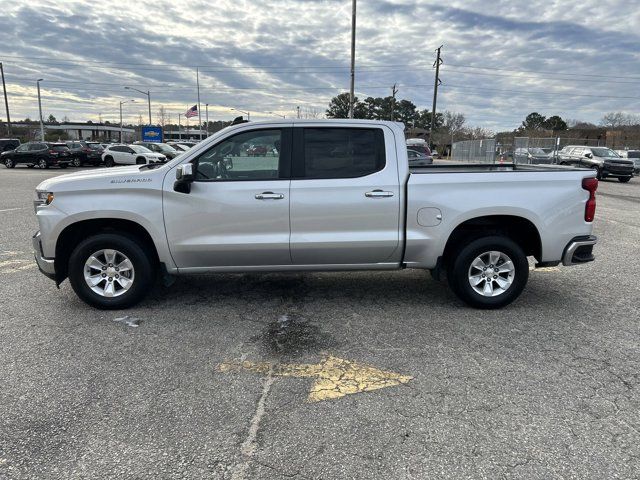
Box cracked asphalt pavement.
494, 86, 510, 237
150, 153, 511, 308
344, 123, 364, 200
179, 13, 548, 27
1, 166, 639, 479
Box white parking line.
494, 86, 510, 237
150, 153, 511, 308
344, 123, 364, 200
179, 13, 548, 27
0, 207, 25, 213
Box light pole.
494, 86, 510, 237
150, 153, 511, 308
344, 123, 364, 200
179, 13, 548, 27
124, 87, 151, 125
268, 112, 285, 119
0, 62, 11, 135
205, 103, 209, 137
119, 99, 134, 142
230, 108, 250, 121
348, 0, 357, 118
36, 79, 44, 140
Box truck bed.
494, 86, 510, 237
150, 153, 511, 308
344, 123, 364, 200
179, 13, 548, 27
409, 163, 586, 174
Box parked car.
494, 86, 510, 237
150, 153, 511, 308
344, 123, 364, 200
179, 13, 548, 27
135, 142, 179, 160
407, 148, 433, 166
0, 138, 20, 152
33, 119, 597, 310
2, 142, 71, 169
558, 145, 634, 182
406, 139, 433, 162
66, 141, 104, 167
101, 144, 166, 167
615, 150, 640, 174
514, 147, 553, 164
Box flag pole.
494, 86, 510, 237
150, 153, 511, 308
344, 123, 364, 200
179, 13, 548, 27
196, 67, 202, 141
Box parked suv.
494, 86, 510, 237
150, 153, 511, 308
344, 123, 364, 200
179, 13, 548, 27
102, 144, 166, 167
134, 142, 179, 159
0, 138, 20, 152
1, 142, 71, 169
616, 150, 640, 174
558, 146, 634, 182
66, 141, 104, 167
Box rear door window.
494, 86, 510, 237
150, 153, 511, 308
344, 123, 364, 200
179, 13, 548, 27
297, 127, 385, 179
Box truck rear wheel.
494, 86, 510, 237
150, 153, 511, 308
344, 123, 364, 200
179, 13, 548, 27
68, 233, 155, 309
447, 235, 529, 309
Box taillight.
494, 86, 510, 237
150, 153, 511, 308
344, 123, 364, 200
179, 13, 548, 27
83, 148, 91, 153
582, 177, 598, 222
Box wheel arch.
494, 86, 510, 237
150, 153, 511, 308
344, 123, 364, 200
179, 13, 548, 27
442, 214, 542, 268
54, 218, 160, 285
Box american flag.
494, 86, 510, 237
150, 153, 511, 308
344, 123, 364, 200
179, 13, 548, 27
185, 105, 198, 118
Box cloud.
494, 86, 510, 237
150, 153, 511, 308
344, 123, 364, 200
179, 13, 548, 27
0, 0, 638, 130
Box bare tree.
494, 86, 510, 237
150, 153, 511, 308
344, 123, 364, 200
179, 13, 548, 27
157, 106, 170, 129
442, 111, 466, 144
600, 112, 637, 128
301, 106, 321, 119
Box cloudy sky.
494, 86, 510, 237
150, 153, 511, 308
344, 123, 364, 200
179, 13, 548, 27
0, 0, 639, 131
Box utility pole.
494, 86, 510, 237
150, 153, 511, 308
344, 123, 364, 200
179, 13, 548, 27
430, 45, 443, 142
390, 83, 398, 121
178, 113, 181, 141
36, 79, 44, 141
0, 63, 11, 135
205, 103, 209, 137
297, 106, 301, 119
348, 0, 357, 118
196, 67, 202, 140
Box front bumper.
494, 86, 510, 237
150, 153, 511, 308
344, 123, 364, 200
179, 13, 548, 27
32, 231, 56, 280
562, 235, 597, 266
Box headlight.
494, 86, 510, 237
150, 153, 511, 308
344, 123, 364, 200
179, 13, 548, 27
35, 191, 54, 206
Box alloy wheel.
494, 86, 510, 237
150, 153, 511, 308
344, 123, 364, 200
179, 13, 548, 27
468, 250, 515, 297
83, 249, 135, 298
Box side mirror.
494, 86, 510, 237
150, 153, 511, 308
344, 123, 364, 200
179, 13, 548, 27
584, 153, 593, 159
174, 163, 195, 194
175, 163, 195, 181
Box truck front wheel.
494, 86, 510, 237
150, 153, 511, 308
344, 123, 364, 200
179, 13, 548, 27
68, 233, 155, 309
447, 235, 529, 309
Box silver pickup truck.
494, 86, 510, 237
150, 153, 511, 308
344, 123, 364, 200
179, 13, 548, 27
32, 120, 598, 310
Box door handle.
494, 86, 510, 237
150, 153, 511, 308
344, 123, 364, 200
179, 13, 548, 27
365, 190, 394, 198
255, 191, 285, 200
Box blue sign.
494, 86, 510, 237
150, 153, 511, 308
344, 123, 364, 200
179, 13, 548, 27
142, 126, 163, 143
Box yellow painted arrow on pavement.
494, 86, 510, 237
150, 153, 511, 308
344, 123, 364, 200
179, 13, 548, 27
218, 355, 412, 402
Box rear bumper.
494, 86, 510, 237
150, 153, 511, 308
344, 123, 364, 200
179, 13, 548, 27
32, 231, 56, 280
562, 235, 597, 266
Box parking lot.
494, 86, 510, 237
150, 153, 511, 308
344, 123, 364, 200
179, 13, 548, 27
1, 167, 639, 479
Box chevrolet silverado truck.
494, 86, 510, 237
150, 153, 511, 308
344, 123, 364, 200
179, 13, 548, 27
32, 120, 598, 310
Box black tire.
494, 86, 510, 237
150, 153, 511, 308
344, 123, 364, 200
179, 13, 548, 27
72, 157, 83, 167
5, 158, 15, 168
38, 158, 49, 169
136, 157, 147, 165
104, 156, 114, 168
68, 233, 155, 309
618, 176, 631, 183
447, 235, 529, 309
592, 166, 602, 180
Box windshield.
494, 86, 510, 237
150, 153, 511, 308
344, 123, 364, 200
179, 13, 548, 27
591, 147, 619, 158
87, 143, 102, 150
131, 145, 152, 153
